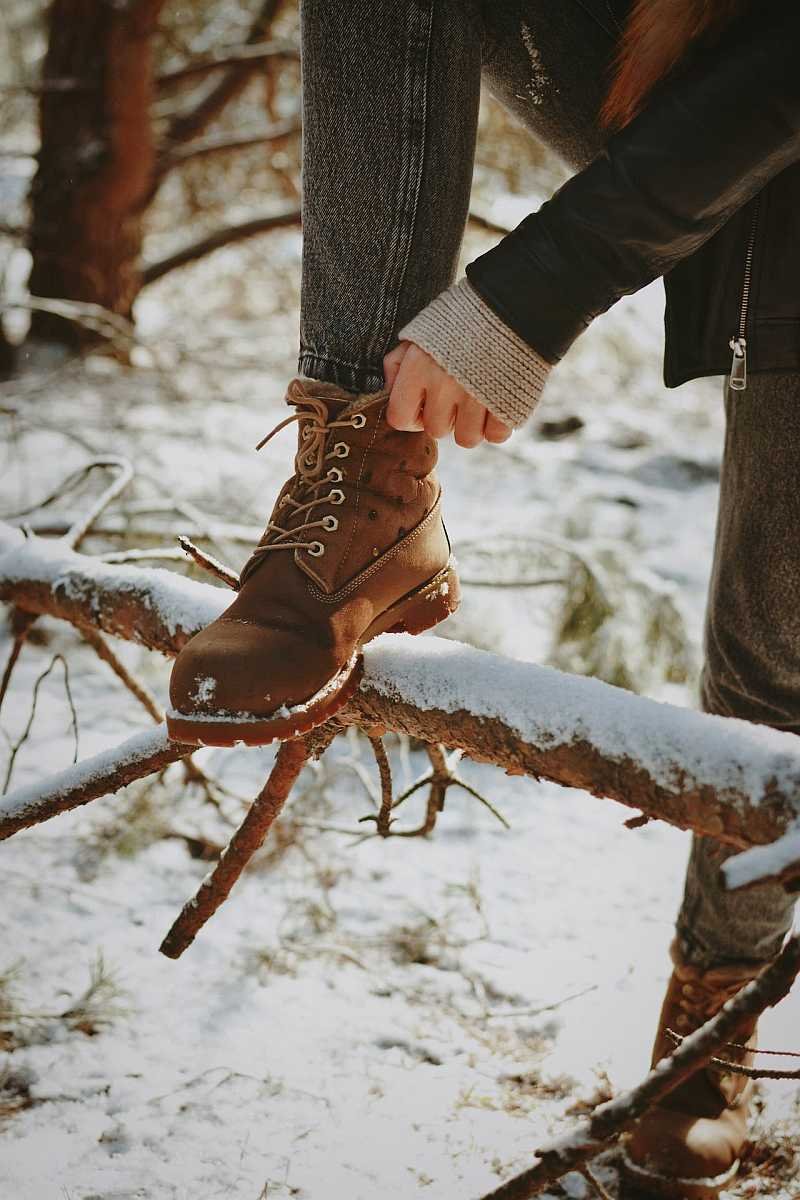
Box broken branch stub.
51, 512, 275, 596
159, 734, 328, 959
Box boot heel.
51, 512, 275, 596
366, 561, 460, 640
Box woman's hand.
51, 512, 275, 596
383, 340, 512, 448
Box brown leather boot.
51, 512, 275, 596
620, 939, 764, 1200
167, 378, 459, 746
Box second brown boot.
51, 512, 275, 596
167, 379, 459, 746
620, 939, 765, 1200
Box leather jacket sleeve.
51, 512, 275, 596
465, 2, 800, 365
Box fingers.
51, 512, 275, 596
453, 393, 488, 448
385, 339, 514, 447
484, 412, 513, 443
382, 341, 411, 393
386, 343, 428, 432
422, 378, 458, 439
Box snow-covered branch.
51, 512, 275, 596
3, 521, 800, 877
0, 726, 192, 839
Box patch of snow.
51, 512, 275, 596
189, 675, 217, 704
723, 823, 800, 891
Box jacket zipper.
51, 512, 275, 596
729, 195, 761, 391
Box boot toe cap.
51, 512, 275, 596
623, 1105, 745, 1188
169, 618, 340, 718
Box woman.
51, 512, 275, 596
168, 3, 800, 1194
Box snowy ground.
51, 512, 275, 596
1, 224, 798, 1200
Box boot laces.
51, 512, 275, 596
673, 974, 748, 1034
239, 382, 386, 582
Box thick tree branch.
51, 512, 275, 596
159, 733, 329, 959
3, 523, 800, 865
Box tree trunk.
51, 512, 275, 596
27, 0, 164, 347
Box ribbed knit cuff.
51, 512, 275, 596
398, 277, 552, 429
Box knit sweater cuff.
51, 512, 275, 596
398, 278, 552, 429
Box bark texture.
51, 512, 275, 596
28, 0, 165, 345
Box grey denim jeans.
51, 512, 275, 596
298, 1, 796, 969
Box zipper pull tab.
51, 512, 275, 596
729, 337, 747, 391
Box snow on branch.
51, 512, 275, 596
0, 521, 227, 653
353, 637, 800, 855
3, 520, 800, 879
0, 726, 192, 839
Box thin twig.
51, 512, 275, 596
0, 609, 36, 716
80, 625, 163, 723
3, 654, 79, 794
384, 743, 508, 837
99, 547, 186, 565
0, 298, 134, 346
177, 535, 239, 589
485, 985, 599, 1021
155, 39, 298, 89
664, 1028, 800, 1080
624, 813, 651, 830
451, 778, 511, 829
157, 118, 299, 176
364, 735, 393, 837
64, 458, 134, 551
580, 1165, 614, 1200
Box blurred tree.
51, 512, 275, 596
28, 0, 166, 345
26, 0, 295, 349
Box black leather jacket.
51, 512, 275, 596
466, 2, 800, 392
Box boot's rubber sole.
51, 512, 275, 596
165, 560, 459, 747
619, 1145, 741, 1200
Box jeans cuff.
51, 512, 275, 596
298, 350, 385, 394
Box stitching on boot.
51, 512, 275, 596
306, 493, 443, 605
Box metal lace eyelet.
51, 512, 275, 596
321, 515, 339, 532
350, 413, 367, 429
307, 541, 325, 557
328, 488, 345, 505
332, 442, 350, 458
328, 467, 343, 482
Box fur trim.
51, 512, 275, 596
602, 0, 748, 130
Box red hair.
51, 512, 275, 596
601, 0, 747, 130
